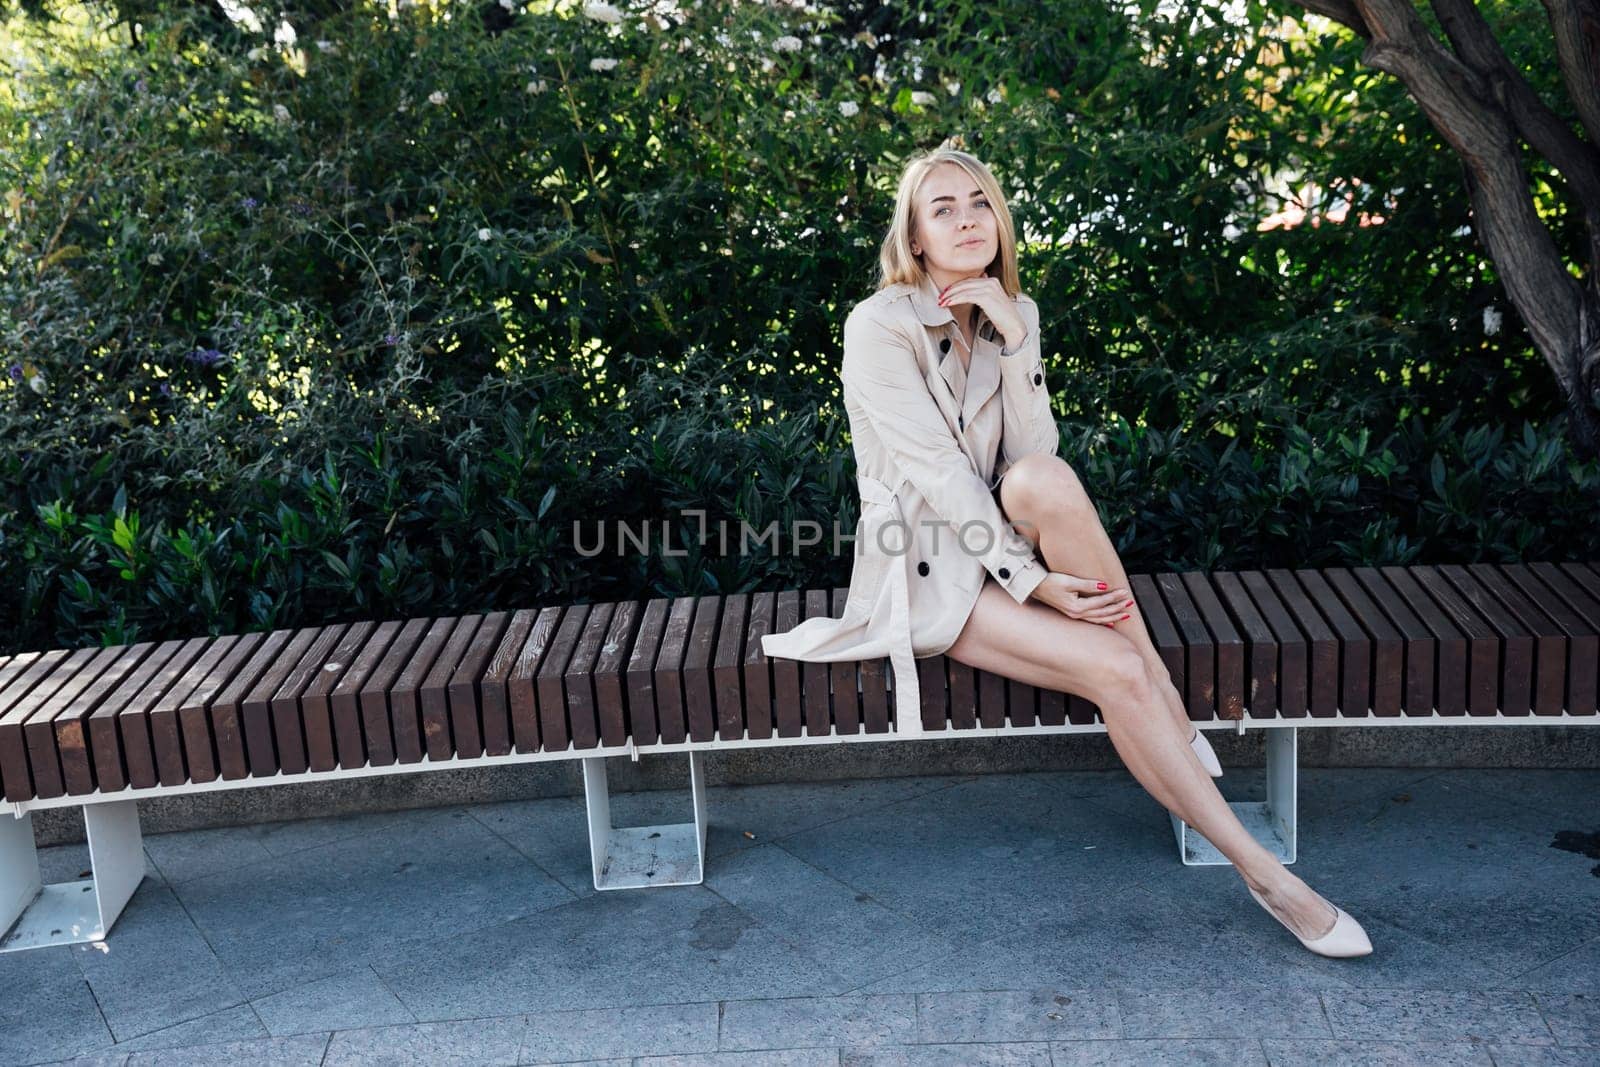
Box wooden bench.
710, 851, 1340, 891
2, 560, 1597, 952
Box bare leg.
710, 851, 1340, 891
945, 567, 1340, 943
997, 454, 1195, 740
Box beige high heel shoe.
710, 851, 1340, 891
1189, 726, 1223, 777
1247, 884, 1373, 958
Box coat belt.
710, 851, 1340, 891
855, 474, 923, 736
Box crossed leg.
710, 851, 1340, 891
943, 453, 1340, 942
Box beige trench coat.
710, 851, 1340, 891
760, 271, 1061, 731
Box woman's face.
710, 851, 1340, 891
911, 164, 997, 279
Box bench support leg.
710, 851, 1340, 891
581, 751, 708, 891
1170, 726, 1297, 866
1, 801, 145, 952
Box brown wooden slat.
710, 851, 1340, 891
1130, 573, 1186, 716
89, 641, 191, 792
1408, 567, 1501, 716
328, 621, 403, 768
1437, 565, 1533, 716
299, 621, 377, 772
237, 628, 322, 776
1238, 570, 1307, 718
1066, 690, 1098, 727
1182, 571, 1245, 721
1285, 570, 1369, 718
798, 590, 831, 737
624, 599, 668, 747
537, 604, 591, 752
448, 611, 513, 758
1320, 567, 1403, 717
1521, 562, 1600, 715
977, 663, 1006, 730
1037, 675, 1067, 727
1468, 563, 1569, 716
151, 634, 240, 786
714, 593, 750, 742
740, 592, 778, 741
478, 609, 541, 756
1560, 562, 1600, 606
1348, 567, 1435, 717
1212, 572, 1277, 719
828, 588, 861, 736
564, 601, 617, 750
27, 645, 129, 799
1263, 569, 1339, 718
770, 591, 802, 738
209, 629, 297, 780
947, 603, 978, 731
390, 616, 459, 763
0, 648, 93, 802
917, 654, 947, 731
1376, 567, 1467, 717
1154, 573, 1214, 719
269, 624, 352, 776
0, 652, 43, 698
172, 633, 264, 784
1005, 675, 1037, 729
121, 636, 213, 789
357, 617, 432, 766
510, 606, 563, 754
594, 602, 638, 748
60, 644, 158, 795
419, 615, 485, 760
653, 597, 696, 745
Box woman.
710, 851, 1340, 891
761, 144, 1372, 958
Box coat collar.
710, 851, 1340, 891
895, 273, 1001, 431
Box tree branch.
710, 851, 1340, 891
1541, 0, 1600, 148
1292, 0, 1371, 37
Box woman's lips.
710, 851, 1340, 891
959, 239, 984, 247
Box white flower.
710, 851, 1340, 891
583, 1, 623, 23
428, 90, 448, 105
147, 252, 163, 265
499, 0, 516, 9
1483, 305, 1503, 336
28, 371, 46, 394
760, 57, 775, 73
838, 100, 859, 117
910, 90, 936, 106
945, 80, 960, 96
246, 45, 268, 62
478, 227, 494, 241
590, 57, 619, 71
314, 39, 336, 53
273, 19, 296, 45
772, 35, 802, 52
986, 87, 1002, 105
526, 79, 547, 94
273, 103, 291, 122
798, 226, 818, 239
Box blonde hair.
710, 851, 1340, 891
876, 138, 1022, 296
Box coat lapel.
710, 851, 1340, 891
906, 273, 1001, 431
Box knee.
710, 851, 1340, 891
1091, 648, 1158, 710
1000, 454, 1093, 521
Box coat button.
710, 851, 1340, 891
958, 414, 964, 430
917, 561, 930, 577
998, 567, 1011, 579
939, 338, 951, 353
1033, 371, 1043, 386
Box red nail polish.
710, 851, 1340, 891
1097, 582, 1107, 590
1121, 613, 1130, 620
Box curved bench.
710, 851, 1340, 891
2, 560, 1597, 952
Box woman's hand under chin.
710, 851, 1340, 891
935, 275, 1027, 349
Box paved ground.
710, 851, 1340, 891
3, 763, 1598, 1066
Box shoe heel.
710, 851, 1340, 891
1189, 727, 1224, 778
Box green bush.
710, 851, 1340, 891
2, 0, 1595, 652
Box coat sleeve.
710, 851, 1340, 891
841, 302, 1048, 606
996, 293, 1061, 465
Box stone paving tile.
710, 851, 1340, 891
717, 994, 916, 1051
913, 989, 1118, 1043
1534, 993, 1600, 1047
773, 772, 1168, 949
28, 1052, 129, 1067
121, 1033, 331, 1066
1428, 769, 1600, 823
1260, 1039, 1496, 1065
1322, 989, 1556, 1045
249, 964, 415, 1037
518, 1001, 719, 1061
68, 880, 248, 1042
639, 1052, 841, 1066
0, 944, 114, 1065
1115, 987, 1332, 1039
169, 806, 576, 1001
142, 825, 279, 884
839, 1043, 1052, 1065
320, 1017, 525, 1065
704, 843, 975, 991
1516, 940, 1600, 993
1487, 1047, 1600, 1066
106, 1004, 268, 1052
1049, 1039, 1268, 1065
373, 884, 849, 1021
